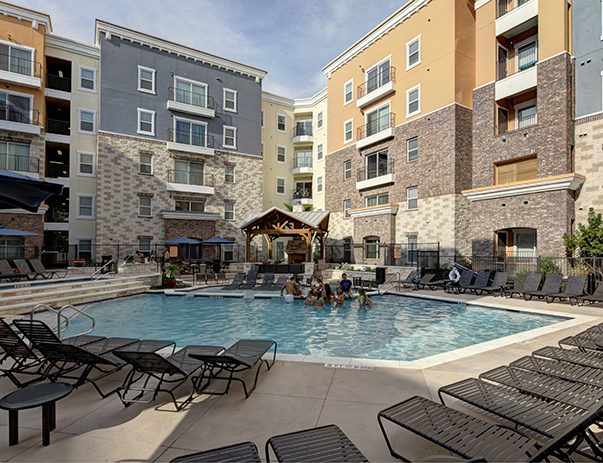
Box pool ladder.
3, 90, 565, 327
30, 303, 96, 340
378, 272, 405, 295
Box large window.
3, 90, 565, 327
0, 142, 30, 172
495, 155, 537, 185
0, 91, 32, 124
407, 85, 421, 117
137, 108, 155, 136
175, 118, 207, 147
175, 78, 207, 108
139, 196, 152, 217
223, 126, 237, 149
77, 151, 95, 177
366, 149, 388, 180
223, 88, 237, 112
138, 66, 155, 94
365, 237, 380, 259
344, 119, 353, 143
175, 200, 205, 212
78, 109, 95, 133
366, 103, 391, 137
406, 36, 421, 70
366, 194, 388, 207
294, 150, 312, 168
0, 43, 32, 76
174, 161, 204, 185
78, 66, 96, 92
295, 120, 312, 137
366, 58, 390, 94
407, 137, 418, 162
344, 79, 353, 105
224, 203, 235, 220
77, 195, 95, 219
407, 186, 418, 210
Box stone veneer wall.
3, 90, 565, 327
575, 114, 603, 224
96, 132, 263, 255
0, 211, 44, 249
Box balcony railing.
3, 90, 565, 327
0, 51, 42, 77
293, 124, 313, 137
167, 128, 214, 148
496, 41, 538, 81
168, 87, 214, 110
357, 66, 396, 100
46, 207, 69, 223
497, 0, 532, 19
167, 170, 214, 187
292, 188, 312, 200
496, 113, 538, 135
357, 159, 395, 182
46, 118, 70, 135
357, 113, 395, 141
0, 102, 40, 126
0, 154, 39, 174
45, 163, 69, 178
293, 155, 313, 169
46, 74, 71, 92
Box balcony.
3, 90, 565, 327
45, 74, 71, 100
496, 112, 537, 135
292, 188, 312, 206
0, 51, 42, 89
166, 170, 215, 195
167, 129, 214, 156
46, 118, 70, 136
356, 160, 395, 191
356, 113, 396, 150
0, 154, 39, 175
0, 102, 41, 135
292, 123, 313, 144
292, 155, 313, 175
496, 0, 538, 38
167, 87, 215, 118
357, 67, 396, 109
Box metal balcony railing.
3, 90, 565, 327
167, 170, 214, 187
0, 51, 42, 77
167, 128, 214, 148
46, 74, 71, 92
496, 113, 538, 135
46, 118, 70, 135
357, 159, 395, 182
497, 0, 532, 18
357, 66, 396, 99
0, 154, 39, 174
293, 155, 313, 169
168, 87, 214, 110
0, 102, 40, 126
292, 188, 312, 200
45, 162, 69, 178
293, 124, 312, 137
357, 113, 395, 141
45, 207, 69, 223
496, 41, 538, 81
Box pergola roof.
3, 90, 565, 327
240, 207, 330, 232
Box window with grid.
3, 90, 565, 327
344, 80, 353, 104
79, 110, 95, 133
79, 66, 96, 91
344, 160, 351, 180
225, 165, 235, 183
174, 161, 204, 185
224, 203, 235, 220
366, 194, 388, 207
139, 154, 152, 174
138, 66, 155, 93
276, 177, 286, 195
175, 78, 207, 107
277, 145, 286, 163
317, 143, 323, 162
407, 137, 418, 162
407, 36, 421, 69
407, 85, 420, 117
138, 109, 155, 135
277, 114, 286, 132
344, 199, 351, 218
175, 200, 205, 212
317, 176, 323, 194
317, 111, 323, 129
407, 187, 418, 210
344, 120, 353, 143
224, 126, 236, 148
77, 195, 94, 218
0, 43, 32, 76
224, 88, 237, 112
139, 197, 152, 217
175, 119, 207, 147
78, 152, 94, 176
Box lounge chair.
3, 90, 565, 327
0, 259, 25, 282
395, 270, 418, 290
480, 271, 510, 296
13, 319, 106, 349
171, 442, 261, 463
504, 272, 542, 299
190, 339, 277, 398
27, 258, 67, 279
510, 354, 603, 388
443, 270, 473, 294
533, 345, 603, 370
456, 270, 491, 295
197, 272, 216, 285
254, 273, 274, 290
221, 272, 244, 290
412, 273, 435, 290
271, 275, 288, 291
13, 259, 36, 280
238, 269, 260, 290
113, 345, 224, 410
0, 319, 47, 387
523, 274, 563, 301
558, 331, 603, 352
546, 275, 586, 303
571, 283, 603, 306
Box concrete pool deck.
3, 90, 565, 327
1, 290, 603, 462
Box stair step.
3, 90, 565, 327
0, 276, 152, 298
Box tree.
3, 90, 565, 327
563, 208, 603, 257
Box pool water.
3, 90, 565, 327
62, 293, 567, 362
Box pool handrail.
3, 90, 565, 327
29, 303, 95, 340
90, 258, 117, 280
379, 272, 404, 295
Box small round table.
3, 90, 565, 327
0, 382, 73, 446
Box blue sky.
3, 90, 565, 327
14, 0, 408, 99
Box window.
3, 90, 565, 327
295, 120, 312, 137
407, 36, 421, 70
175, 77, 207, 108
139, 154, 152, 174
224, 203, 235, 220
517, 102, 537, 129
139, 197, 152, 217
317, 111, 323, 129
344, 79, 354, 105
366, 58, 391, 94
317, 143, 323, 162
407, 186, 418, 210
261, 142, 264, 157
175, 200, 205, 212
366, 103, 391, 137
343, 199, 351, 219
261, 109, 264, 128
495, 155, 537, 185
366, 194, 388, 207
139, 240, 151, 253
174, 118, 207, 147
225, 165, 235, 183
77, 151, 95, 177
223, 243, 234, 261
407, 137, 418, 162
277, 113, 286, 132
0, 142, 30, 172
78, 109, 96, 133
276, 177, 286, 195
294, 150, 312, 168
407, 85, 421, 117
407, 235, 418, 264
78, 66, 96, 92
137, 108, 155, 136
276, 145, 286, 163
77, 239, 93, 260
138, 66, 155, 94
316, 175, 323, 194
275, 241, 285, 262
223, 88, 237, 112
344, 160, 352, 180
365, 237, 380, 259
174, 161, 204, 185
223, 126, 237, 149
77, 195, 94, 219
366, 149, 388, 179
0, 43, 33, 76
0, 91, 32, 124
344, 119, 353, 143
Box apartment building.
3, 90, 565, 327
94, 21, 266, 260
463, 0, 579, 257
322, 0, 475, 265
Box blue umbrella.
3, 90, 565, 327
163, 236, 201, 245
0, 169, 63, 213
201, 237, 235, 244
0, 225, 41, 237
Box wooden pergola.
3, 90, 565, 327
240, 208, 330, 262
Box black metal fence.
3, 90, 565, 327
324, 242, 440, 268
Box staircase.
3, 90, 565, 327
0, 275, 154, 316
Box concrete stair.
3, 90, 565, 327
0, 276, 153, 316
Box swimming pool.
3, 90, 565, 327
60, 293, 569, 362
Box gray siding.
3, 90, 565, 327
98, 33, 262, 155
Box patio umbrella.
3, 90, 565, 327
162, 236, 201, 244
0, 225, 41, 237
0, 169, 64, 213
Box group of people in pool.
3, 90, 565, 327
280, 272, 375, 308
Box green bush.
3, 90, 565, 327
539, 257, 562, 278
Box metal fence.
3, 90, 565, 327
323, 242, 440, 268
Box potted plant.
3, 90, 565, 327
162, 263, 181, 289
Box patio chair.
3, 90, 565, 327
0, 259, 26, 282
558, 331, 603, 352
271, 275, 288, 291
0, 319, 48, 387
13, 259, 36, 280
171, 442, 261, 463
456, 270, 491, 295
523, 274, 563, 301
254, 273, 274, 290
395, 270, 418, 290
238, 269, 260, 290
221, 272, 244, 290
412, 273, 435, 290
113, 345, 224, 411
546, 275, 587, 303
443, 270, 473, 293
216, 272, 227, 284
533, 345, 603, 370
510, 354, 603, 388
190, 339, 277, 398
480, 271, 510, 296
13, 319, 106, 349
571, 283, 603, 306
504, 272, 542, 299
27, 258, 68, 279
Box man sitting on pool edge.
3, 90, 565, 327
281, 276, 304, 303
339, 273, 356, 300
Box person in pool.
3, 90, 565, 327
334, 287, 345, 306
358, 288, 375, 308
339, 273, 355, 300
281, 276, 304, 303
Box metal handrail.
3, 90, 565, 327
168, 87, 214, 110
378, 271, 403, 295
30, 303, 70, 337
90, 258, 117, 280
57, 304, 95, 339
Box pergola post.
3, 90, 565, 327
245, 233, 251, 263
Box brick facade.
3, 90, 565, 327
0, 211, 44, 249
575, 115, 603, 224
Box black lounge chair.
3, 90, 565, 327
523, 274, 563, 301
13, 319, 106, 349
395, 270, 418, 290
254, 273, 274, 290
221, 272, 244, 290
457, 270, 491, 295
0, 259, 25, 282
571, 283, 603, 306
171, 442, 261, 463
113, 345, 224, 410
13, 259, 36, 280
0, 319, 47, 387
443, 269, 474, 294
238, 269, 260, 290
510, 354, 603, 389
505, 272, 542, 299
480, 271, 509, 296
533, 345, 603, 370
190, 339, 277, 398
412, 273, 435, 290
558, 331, 603, 352
27, 258, 67, 279
545, 275, 586, 303
271, 275, 288, 291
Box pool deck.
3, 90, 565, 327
1, 289, 603, 462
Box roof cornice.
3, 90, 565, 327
262, 92, 294, 107
45, 35, 100, 59
263, 87, 328, 109
322, 0, 432, 77
95, 20, 267, 82
0, 1, 52, 32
